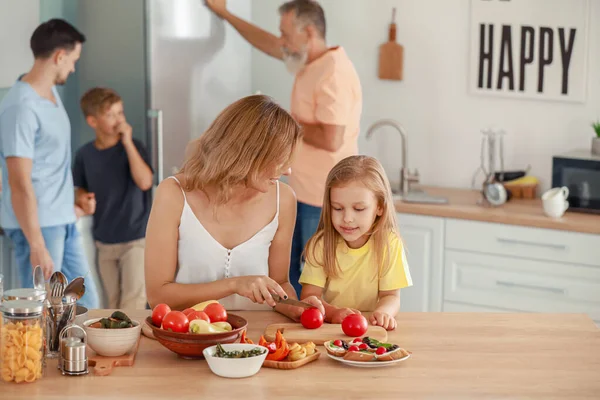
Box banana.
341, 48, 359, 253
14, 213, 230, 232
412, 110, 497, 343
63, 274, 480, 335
504, 175, 539, 185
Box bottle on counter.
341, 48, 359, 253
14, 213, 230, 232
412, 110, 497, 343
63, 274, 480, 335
1, 300, 46, 383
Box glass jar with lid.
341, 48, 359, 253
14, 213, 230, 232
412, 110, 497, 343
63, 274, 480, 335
2, 288, 47, 303
1, 300, 46, 383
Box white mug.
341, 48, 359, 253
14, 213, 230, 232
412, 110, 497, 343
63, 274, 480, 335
542, 186, 569, 218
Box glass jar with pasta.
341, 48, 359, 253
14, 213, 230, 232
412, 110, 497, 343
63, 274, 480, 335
1, 300, 45, 383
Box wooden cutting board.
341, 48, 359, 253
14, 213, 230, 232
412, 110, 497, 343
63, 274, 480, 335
378, 8, 403, 81
263, 323, 387, 345
88, 336, 141, 376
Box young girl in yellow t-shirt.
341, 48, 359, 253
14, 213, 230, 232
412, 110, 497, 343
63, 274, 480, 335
299, 155, 412, 331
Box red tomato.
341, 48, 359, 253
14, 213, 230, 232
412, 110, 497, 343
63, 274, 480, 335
348, 345, 360, 352
203, 303, 227, 323
342, 314, 368, 337
186, 311, 210, 323
300, 308, 324, 330
358, 343, 368, 350
182, 308, 195, 317
352, 338, 363, 343
161, 311, 189, 333
151, 303, 171, 327
333, 340, 343, 347
376, 347, 387, 355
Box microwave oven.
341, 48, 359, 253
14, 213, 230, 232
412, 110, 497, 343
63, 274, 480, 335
552, 150, 600, 214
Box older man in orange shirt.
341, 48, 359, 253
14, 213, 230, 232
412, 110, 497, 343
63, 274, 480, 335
206, 0, 362, 296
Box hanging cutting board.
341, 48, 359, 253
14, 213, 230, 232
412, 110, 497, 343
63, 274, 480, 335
263, 323, 387, 345
378, 8, 403, 81
88, 336, 141, 376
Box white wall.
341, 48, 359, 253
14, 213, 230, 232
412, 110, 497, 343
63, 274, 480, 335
250, 0, 600, 193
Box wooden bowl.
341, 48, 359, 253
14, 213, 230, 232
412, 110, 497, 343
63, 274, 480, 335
145, 314, 248, 359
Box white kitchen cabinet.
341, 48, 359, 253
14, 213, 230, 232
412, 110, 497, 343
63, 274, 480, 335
396, 213, 445, 312
444, 250, 600, 323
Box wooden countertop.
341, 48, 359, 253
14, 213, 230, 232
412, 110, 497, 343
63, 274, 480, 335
395, 186, 600, 235
5, 310, 600, 399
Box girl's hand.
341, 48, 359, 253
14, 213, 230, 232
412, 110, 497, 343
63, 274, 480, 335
301, 296, 326, 318
234, 275, 288, 307
330, 308, 361, 324
369, 311, 397, 331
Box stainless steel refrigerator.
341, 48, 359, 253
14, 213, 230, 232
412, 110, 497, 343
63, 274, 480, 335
75, 0, 253, 184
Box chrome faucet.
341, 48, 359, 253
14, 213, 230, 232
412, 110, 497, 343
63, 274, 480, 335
365, 119, 420, 195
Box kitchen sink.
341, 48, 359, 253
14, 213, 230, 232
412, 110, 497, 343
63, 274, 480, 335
392, 188, 449, 204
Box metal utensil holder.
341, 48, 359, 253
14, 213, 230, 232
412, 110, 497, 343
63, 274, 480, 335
47, 297, 77, 358
59, 324, 89, 376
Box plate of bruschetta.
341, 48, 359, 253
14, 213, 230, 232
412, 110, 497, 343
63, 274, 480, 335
324, 337, 411, 368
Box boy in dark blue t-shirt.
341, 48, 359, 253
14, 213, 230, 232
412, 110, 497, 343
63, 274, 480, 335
73, 87, 153, 309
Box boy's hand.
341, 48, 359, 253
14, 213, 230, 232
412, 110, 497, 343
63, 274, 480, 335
118, 121, 133, 145
369, 311, 397, 331
78, 192, 96, 215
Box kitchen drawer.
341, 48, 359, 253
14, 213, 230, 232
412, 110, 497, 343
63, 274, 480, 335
445, 219, 600, 267
444, 250, 600, 321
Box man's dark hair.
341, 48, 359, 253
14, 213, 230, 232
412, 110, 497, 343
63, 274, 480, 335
279, 0, 326, 39
30, 18, 86, 59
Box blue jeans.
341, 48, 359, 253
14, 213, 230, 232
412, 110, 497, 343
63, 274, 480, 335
290, 202, 322, 297
5, 223, 100, 309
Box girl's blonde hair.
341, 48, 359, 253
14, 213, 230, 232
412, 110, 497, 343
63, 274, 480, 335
179, 95, 301, 205
305, 155, 400, 280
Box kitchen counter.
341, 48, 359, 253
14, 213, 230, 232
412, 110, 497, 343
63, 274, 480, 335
395, 186, 600, 235
4, 309, 600, 399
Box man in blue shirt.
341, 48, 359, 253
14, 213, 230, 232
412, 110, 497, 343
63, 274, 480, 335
0, 19, 100, 309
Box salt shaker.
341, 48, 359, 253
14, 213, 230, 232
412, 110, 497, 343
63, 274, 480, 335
59, 325, 89, 376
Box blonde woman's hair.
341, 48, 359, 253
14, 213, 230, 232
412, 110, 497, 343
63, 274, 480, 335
305, 155, 400, 280
179, 95, 301, 205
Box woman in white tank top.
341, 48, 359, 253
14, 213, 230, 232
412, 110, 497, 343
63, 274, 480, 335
144, 95, 324, 320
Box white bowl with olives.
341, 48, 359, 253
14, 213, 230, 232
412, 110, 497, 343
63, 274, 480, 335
203, 343, 268, 378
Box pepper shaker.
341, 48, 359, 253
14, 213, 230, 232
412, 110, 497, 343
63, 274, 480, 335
59, 325, 89, 376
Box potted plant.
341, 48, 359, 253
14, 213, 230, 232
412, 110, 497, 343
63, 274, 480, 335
593, 120, 600, 156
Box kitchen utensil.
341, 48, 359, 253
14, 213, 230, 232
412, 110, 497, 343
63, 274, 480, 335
378, 8, 403, 81
48, 297, 77, 358
144, 314, 247, 359
49, 271, 67, 305
33, 265, 45, 292
88, 336, 142, 376
263, 348, 321, 370
272, 294, 316, 309
263, 323, 387, 346
59, 325, 89, 376
64, 277, 85, 303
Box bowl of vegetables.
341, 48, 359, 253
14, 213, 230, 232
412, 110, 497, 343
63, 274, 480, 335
203, 343, 268, 378
146, 301, 248, 359
83, 311, 141, 357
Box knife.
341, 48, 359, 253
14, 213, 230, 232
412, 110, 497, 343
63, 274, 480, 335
272, 294, 316, 309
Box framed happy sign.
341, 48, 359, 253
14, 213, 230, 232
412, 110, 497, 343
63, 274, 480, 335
468, 0, 590, 103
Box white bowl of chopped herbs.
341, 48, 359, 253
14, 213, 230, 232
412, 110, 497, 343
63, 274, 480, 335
203, 343, 268, 378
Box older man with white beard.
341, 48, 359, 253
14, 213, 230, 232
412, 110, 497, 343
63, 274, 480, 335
206, 0, 362, 296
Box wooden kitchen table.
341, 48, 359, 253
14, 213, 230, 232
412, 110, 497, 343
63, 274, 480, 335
3, 310, 600, 399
